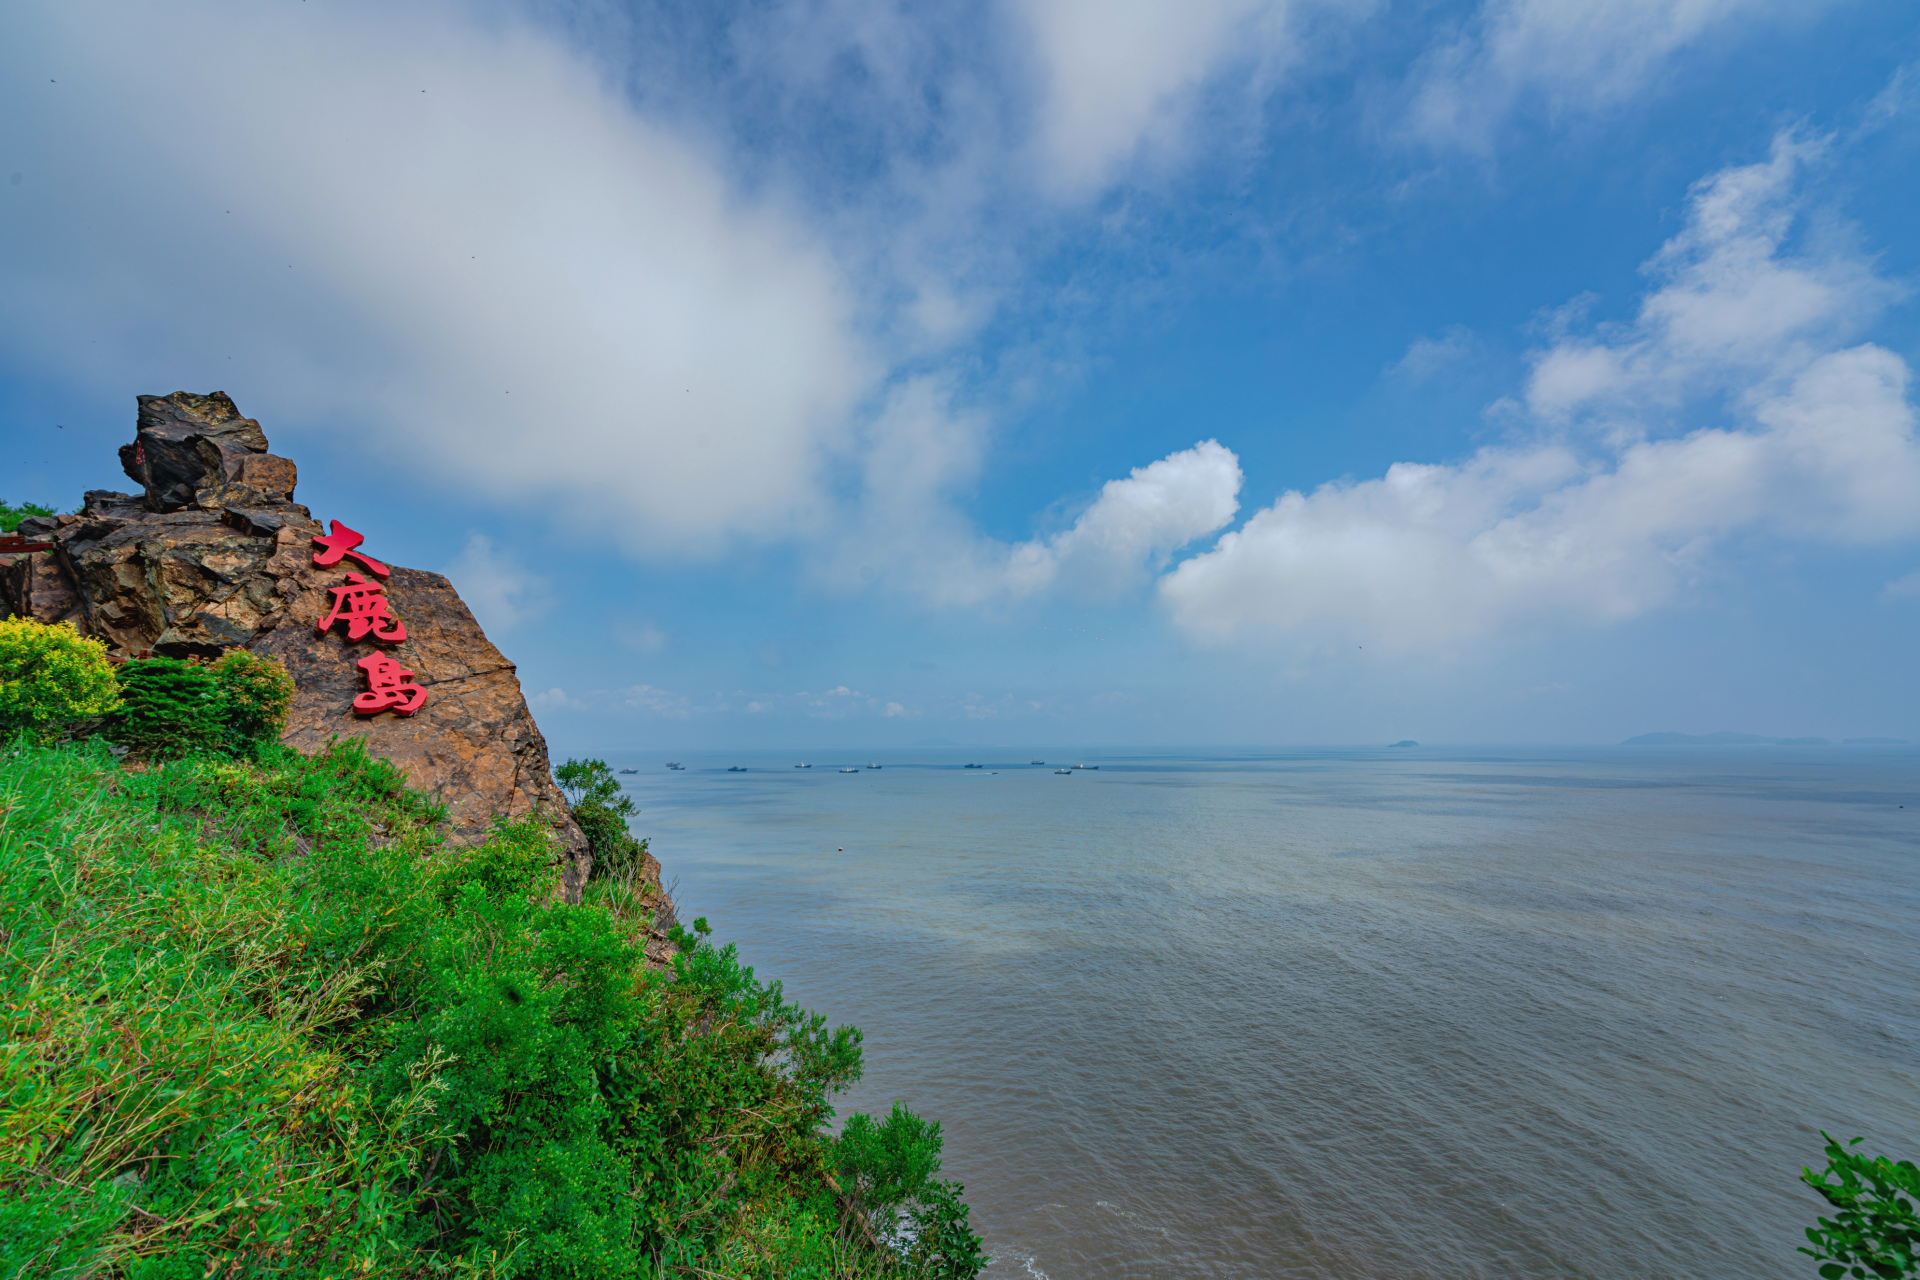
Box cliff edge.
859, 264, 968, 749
1, 391, 665, 915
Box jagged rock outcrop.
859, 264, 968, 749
2, 392, 670, 923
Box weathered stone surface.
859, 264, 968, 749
2, 391, 667, 922
117, 390, 298, 513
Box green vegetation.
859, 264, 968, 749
1, 499, 57, 533
555, 756, 650, 881
109, 651, 297, 760
1, 736, 984, 1278
1803, 1132, 1920, 1278
0, 617, 121, 743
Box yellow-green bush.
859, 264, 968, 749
0, 617, 120, 743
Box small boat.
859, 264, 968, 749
839, 767, 859, 774
1030, 760, 1045, 765
727, 766, 748, 772
866, 762, 882, 769
618, 768, 638, 775
665, 762, 684, 770
1054, 768, 1072, 775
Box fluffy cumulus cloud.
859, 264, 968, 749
2, 1, 869, 552
1005, 441, 1243, 597
1159, 136, 1920, 650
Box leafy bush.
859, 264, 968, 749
209, 649, 295, 752
556, 756, 651, 881
111, 656, 221, 758
1, 738, 984, 1279
1803, 1131, 1920, 1278
0, 616, 120, 743
0, 499, 55, 533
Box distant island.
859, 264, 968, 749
1387, 740, 1419, 748
1623, 732, 1907, 746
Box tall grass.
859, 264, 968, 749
0, 740, 980, 1279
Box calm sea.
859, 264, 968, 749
611, 746, 1920, 1278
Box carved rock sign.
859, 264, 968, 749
311, 519, 424, 716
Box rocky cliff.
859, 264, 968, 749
2, 392, 667, 917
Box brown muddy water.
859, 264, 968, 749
612, 746, 1920, 1278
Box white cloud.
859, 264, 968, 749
1160, 135, 1920, 651
1017, 0, 1283, 194
3, 1, 870, 553
1883, 569, 1920, 601
1007, 440, 1243, 597
446, 533, 548, 633
1392, 326, 1479, 381
1013, 0, 1374, 196
614, 621, 670, 654
1524, 135, 1898, 425
1407, 0, 1821, 149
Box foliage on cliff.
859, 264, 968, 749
0, 737, 983, 1279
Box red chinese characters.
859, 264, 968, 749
311, 517, 428, 717
311, 520, 391, 577
353, 652, 427, 717
317, 572, 409, 644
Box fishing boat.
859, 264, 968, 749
665, 762, 684, 770
1073, 763, 1099, 770
727, 766, 748, 772
839, 767, 859, 774
794, 763, 811, 769
964, 763, 983, 769
1030, 760, 1045, 765
1053, 768, 1072, 775
618, 768, 638, 775
866, 762, 882, 769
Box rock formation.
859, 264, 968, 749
2, 392, 670, 923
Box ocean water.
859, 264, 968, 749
613, 746, 1920, 1278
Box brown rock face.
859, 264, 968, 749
1, 392, 666, 917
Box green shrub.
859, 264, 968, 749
836, 1104, 988, 1279
0, 499, 55, 533
1803, 1131, 1920, 1278
110, 651, 296, 759
1, 738, 984, 1279
556, 756, 651, 881
208, 649, 295, 752
0, 616, 120, 743
111, 656, 221, 758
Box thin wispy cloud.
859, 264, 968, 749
1405, 0, 1826, 150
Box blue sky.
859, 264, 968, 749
4, 0, 1918, 748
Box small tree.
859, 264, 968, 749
112, 656, 221, 758
210, 650, 295, 754
0, 617, 120, 743
1803, 1132, 1920, 1279
555, 757, 649, 880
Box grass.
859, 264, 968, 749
0, 738, 978, 1279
